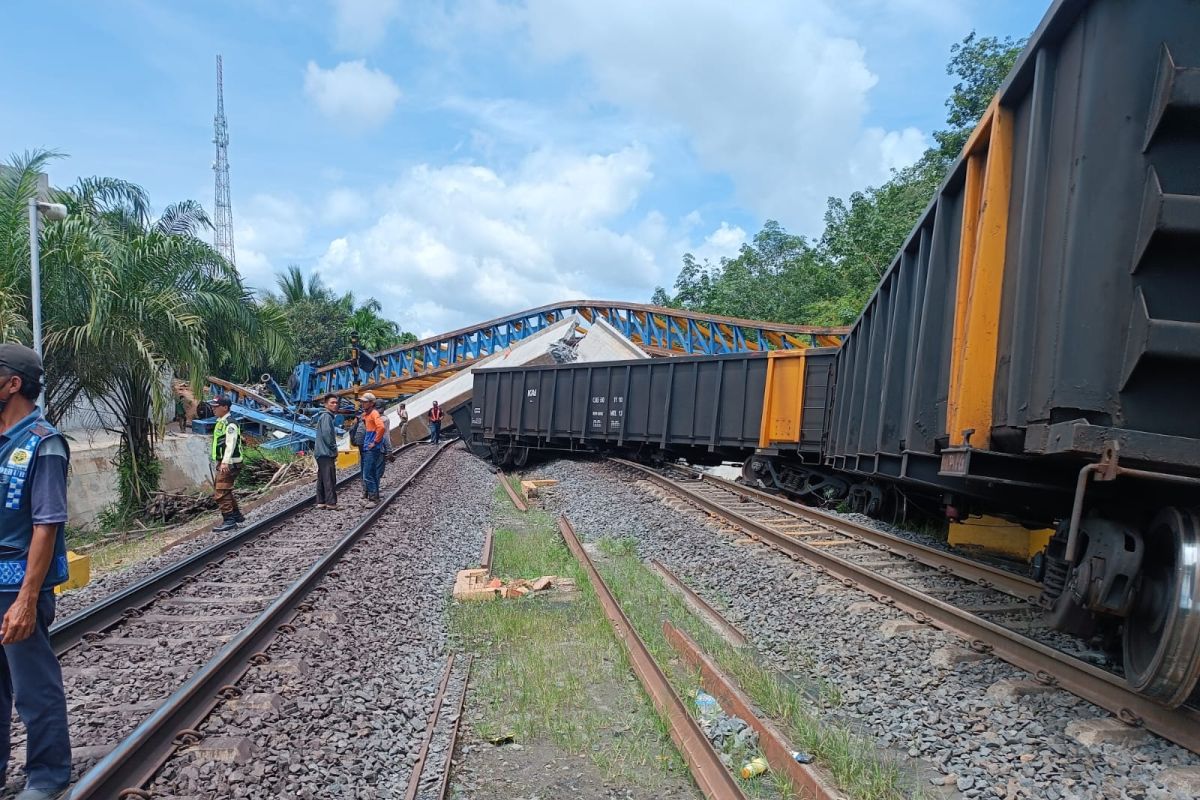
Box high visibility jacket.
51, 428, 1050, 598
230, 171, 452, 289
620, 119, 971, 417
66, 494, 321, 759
212, 416, 243, 464
0, 411, 70, 590
429, 405, 443, 422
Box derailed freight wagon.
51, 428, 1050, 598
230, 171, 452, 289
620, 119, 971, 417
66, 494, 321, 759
748, 0, 1200, 706
469, 350, 835, 467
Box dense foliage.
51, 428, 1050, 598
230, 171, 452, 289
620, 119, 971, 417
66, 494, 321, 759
264, 265, 416, 365
653, 32, 1025, 326
1, 150, 292, 510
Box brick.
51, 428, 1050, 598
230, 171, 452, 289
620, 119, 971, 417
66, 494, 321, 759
312, 610, 344, 625
929, 647, 989, 669
1065, 717, 1151, 747
847, 601, 879, 614
879, 619, 926, 638
531, 576, 554, 592
1160, 767, 1200, 794
985, 679, 1061, 703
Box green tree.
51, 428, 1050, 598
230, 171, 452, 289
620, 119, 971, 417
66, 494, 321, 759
1, 150, 292, 510
932, 32, 1026, 164
652, 30, 1026, 328
266, 266, 415, 361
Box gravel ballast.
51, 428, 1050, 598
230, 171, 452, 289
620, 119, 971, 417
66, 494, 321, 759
535, 457, 1200, 800
147, 444, 493, 798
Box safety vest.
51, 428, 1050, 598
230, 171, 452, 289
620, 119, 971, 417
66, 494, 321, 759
211, 416, 243, 463
0, 411, 70, 590
429, 405, 443, 422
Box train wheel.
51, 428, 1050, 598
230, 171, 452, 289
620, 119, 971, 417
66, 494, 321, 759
511, 446, 530, 468
1122, 508, 1200, 707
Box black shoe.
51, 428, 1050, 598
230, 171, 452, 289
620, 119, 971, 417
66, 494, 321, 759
213, 518, 239, 532
234, 512, 246, 523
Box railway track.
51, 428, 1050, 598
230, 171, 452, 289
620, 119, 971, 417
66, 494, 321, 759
15, 441, 455, 799
612, 458, 1200, 756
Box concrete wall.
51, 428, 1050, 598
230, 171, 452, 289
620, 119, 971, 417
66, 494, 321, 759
67, 434, 212, 528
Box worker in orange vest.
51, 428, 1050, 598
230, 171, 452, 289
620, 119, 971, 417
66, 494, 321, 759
428, 400, 444, 444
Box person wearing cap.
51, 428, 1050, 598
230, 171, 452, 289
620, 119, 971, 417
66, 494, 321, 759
210, 397, 245, 532
358, 392, 385, 505
428, 399, 444, 445
0, 343, 72, 799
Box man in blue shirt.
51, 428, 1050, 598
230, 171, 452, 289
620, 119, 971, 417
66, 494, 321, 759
0, 344, 71, 799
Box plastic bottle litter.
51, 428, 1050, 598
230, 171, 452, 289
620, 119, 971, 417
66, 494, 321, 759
740, 757, 769, 779
694, 690, 720, 724
791, 751, 813, 764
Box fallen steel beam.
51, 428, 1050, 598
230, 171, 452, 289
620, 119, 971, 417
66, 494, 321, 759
557, 516, 746, 800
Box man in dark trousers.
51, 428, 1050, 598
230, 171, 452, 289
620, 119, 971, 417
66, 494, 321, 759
314, 394, 340, 510
358, 392, 385, 505
428, 400, 444, 444
210, 397, 244, 532
0, 344, 72, 800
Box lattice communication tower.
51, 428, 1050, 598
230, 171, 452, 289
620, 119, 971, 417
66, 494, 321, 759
213, 54, 236, 266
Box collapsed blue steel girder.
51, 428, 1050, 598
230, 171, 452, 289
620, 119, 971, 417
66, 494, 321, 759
295, 299, 848, 402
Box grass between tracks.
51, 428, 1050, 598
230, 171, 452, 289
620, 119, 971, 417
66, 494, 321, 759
454, 489, 917, 799
593, 537, 919, 800
451, 501, 689, 790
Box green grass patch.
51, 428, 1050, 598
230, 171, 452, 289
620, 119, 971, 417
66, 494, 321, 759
594, 537, 922, 800
450, 508, 688, 790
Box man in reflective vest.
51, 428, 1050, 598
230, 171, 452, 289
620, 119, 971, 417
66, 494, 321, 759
210, 396, 245, 532
428, 400, 444, 444
0, 344, 71, 799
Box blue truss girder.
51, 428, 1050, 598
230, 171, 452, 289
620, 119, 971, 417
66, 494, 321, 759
296, 300, 846, 402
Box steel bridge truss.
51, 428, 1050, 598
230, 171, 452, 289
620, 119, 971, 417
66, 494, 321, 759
298, 300, 847, 402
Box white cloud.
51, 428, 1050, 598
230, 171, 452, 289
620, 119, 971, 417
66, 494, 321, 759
514, 0, 930, 232
233, 193, 309, 292
692, 222, 747, 264
331, 0, 401, 53
304, 60, 402, 130
315, 146, 663, 334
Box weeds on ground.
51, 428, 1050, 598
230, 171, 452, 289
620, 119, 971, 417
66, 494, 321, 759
593, 536, 921, 800
450, 508, 688, 790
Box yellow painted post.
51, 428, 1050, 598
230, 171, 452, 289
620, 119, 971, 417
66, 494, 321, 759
947, 101, 1014, 448
55, 550, 92, 593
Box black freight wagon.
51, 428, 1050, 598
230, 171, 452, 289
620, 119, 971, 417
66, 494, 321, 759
470, 351, 836, 467
759, 0, 1200, 706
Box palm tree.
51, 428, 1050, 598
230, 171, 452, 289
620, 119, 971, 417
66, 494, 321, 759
1, 149, 293, 510
348, 297, 403, 352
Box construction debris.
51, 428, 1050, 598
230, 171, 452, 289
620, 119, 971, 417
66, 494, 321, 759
519, 479, 558, 500
451, 569, 566, 602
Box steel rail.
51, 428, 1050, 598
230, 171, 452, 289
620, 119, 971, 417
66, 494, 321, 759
437, 655, 473, 800
625, 464, 1200, 755
650, 559, 748, 648
67, 441, 454, 800
646, 461, 1041, 601
663, 622, 840, 800
558, 516, 747, 800
498, 473, 527, 512
405, 654, 457, 800
51, 442, 421, 655
480, 527, 494, 571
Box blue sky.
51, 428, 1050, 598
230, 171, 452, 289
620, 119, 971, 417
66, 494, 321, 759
2, 0, 1047, 337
